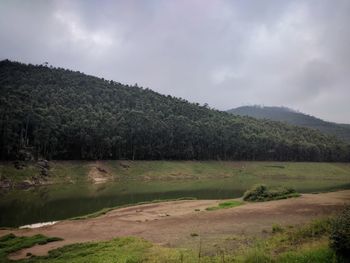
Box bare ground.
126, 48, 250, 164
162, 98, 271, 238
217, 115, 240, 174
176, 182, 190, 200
88, 161, 113, 184
3, 190, 350, 260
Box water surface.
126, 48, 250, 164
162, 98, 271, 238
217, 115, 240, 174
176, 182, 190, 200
1, 175, 350, 227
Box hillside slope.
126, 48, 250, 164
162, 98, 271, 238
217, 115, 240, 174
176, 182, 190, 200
228, 106, 350, 143
0, 60, 349, 161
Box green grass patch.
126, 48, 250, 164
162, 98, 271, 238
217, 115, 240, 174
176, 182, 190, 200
206, 200, 243, 211
239, 245, 274, 263
0, 161, 90, 185
28, 237, 151, 263
243, 184, 301, 202
49, 161, 90, 183
0, 234, 228, 263
0, 162, 39, 182
277, 245, 336, 263
4, 161, 350, 184
0, 218, 341, 263
235, 218, 335, 262
0, 233, 62, 262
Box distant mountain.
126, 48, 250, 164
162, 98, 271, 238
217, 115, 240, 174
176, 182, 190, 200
228, 106, 350, 142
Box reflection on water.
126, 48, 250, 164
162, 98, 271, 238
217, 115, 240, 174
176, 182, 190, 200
1, 176, 350, 227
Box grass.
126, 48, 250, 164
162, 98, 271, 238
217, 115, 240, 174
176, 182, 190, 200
49, 161, 90, 183
0, 234, 224, 263
234, 218, 336, 262
0, 161, 90, 185
277, 245, 336, 263
0, 163, 39, 182
2, 160, 350, 184
16, 236, 151, 263
0, 218, 343, 263
0, 233, 62, 262
205, 200, 243, 211
107, 161, 350, 184
30, 237, 158, 263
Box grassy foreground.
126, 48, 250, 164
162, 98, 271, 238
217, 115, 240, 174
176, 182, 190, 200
0, 218, 343, 263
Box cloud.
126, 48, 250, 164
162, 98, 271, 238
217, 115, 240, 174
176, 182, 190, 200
0, 0, 349, 123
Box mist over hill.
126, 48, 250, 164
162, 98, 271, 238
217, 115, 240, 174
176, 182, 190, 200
228, 106, 350, 143
0, 60, 349, 161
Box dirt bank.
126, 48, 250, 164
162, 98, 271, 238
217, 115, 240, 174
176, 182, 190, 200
3, 190, 350, 260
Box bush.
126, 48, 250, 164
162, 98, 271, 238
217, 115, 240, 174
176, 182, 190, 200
243, 184, 299, 202
330, 206, 350, 260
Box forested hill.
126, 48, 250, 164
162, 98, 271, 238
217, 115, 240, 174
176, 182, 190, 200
228, 106, 350, 143
1, 60, 349, 161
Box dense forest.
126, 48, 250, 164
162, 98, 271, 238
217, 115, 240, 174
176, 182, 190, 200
0, 60, 349, 161
228, 106, 350, 143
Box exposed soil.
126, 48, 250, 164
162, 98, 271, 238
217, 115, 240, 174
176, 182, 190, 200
88, 162, 113, 184
3, 190, 350, 260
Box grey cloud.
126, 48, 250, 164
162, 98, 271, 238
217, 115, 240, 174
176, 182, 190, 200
0, 0, 349, 123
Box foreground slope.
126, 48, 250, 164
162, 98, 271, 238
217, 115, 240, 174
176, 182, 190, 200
0, 60, 349, 161
2, 190, 349, 259
228, 105, 350, 143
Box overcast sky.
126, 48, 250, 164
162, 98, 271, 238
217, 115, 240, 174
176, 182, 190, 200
1, 0, 349, 123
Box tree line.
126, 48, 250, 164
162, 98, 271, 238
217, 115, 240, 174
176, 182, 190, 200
0, 60, 349, 161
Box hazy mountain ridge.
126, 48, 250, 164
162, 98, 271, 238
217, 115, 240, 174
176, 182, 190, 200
0, 60, 349, 161
228, 106, 350, 142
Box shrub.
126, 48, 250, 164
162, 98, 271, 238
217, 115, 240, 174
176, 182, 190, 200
243, 184, 299, 202
330, 206, 350, 260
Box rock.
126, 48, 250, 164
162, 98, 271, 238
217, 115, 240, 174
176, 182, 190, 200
37, 159, 50, 177
13, 161, 26, 170
37, 159, 49, 169
0, 176, 12, 189
40, 169, 49, 177
158, 213, 170, 217
15, 180, 33, 190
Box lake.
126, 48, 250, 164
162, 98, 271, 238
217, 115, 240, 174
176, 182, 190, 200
1, 174, 350, 227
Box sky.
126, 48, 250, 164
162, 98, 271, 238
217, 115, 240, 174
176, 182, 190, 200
1, 0, 349, 123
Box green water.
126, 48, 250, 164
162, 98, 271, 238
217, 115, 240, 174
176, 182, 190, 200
1, 175, 350, 227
